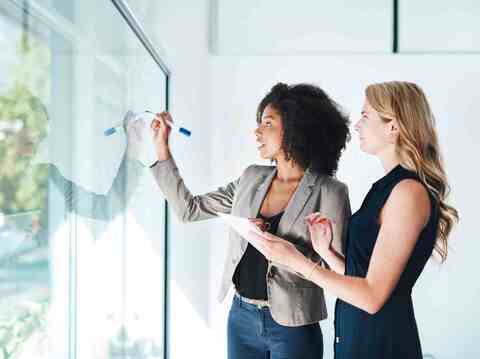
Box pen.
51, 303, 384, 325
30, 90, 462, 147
145, 110, 191, 137
104, 111, 192, 137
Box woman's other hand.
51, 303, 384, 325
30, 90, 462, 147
306, 213, 334, 258
246, 231, 305, 270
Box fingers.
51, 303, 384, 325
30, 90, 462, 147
307, 219, 330, 239
248, 218, 264, 225
306, 218, 326, 232
307, 221, 316, 237
151, 112, 172, 131
151, 119, 160, 130
305, 213, 336, 226
248, 218, 269, 232
156, 111, 173, 124
305, 212, 322, 225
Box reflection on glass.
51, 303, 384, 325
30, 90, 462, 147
0, 6, 51, 356
0, 1, 166, 358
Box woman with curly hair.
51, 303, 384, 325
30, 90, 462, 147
150, 83, 351, 359
249, 81, 459, 358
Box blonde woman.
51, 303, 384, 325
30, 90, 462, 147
248, 81, 459, 358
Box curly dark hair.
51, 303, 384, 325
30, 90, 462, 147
256, 83, 350, 176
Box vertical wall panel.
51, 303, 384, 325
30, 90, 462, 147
400, 0, 480, 52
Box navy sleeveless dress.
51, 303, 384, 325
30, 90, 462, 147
334, 165, 439, 359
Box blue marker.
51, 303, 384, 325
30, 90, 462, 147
145, 110, 191, 137
104, 126, 122, 136
104, 110, 191, 137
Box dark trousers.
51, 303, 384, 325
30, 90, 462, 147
227, 295, 323, 359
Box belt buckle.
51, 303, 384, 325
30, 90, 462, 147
252, 298, 268, 309
236, 292, 268, 309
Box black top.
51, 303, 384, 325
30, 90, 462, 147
334, 165, 439, 359
232, 211, 284, 300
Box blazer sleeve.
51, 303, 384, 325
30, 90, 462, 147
321, 181, 351, 256
150, 157, 240, 223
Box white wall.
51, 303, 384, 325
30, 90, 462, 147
400, 0, 480, 52
212, 0, 392, 54
131, 1, 480, 358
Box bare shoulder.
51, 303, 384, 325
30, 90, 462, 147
386, 179, 431, 225
391, 179, 429, 203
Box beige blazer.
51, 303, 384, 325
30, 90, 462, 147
151, 157, 351, 326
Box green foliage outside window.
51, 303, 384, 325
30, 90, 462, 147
0, 33, 50, 215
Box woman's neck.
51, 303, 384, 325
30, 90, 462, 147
275, 157, 305, 183
378, 147, 401, 174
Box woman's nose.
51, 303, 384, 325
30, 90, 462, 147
353, 120, 360, 132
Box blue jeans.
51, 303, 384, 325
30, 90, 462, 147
228, 295, 323, 359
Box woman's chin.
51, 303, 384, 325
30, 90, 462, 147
358, 141, 368, 153
359, 143, 376, 155
257, 148, 268, 159
257, 148, 278, 161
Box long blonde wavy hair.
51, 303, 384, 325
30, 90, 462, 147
365, 81, 458, 262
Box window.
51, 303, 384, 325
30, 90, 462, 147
0, 1, 168, 357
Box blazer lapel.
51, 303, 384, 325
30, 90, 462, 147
249, 167, 277, 219
280, 167, 319, 234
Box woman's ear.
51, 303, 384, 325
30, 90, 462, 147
387, 119, 400, 143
